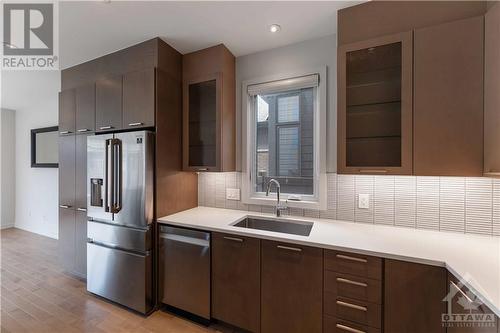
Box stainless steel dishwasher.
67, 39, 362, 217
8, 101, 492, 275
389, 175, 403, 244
159, 225, 211, 319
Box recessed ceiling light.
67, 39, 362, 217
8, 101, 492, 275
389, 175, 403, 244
269, 24, 281, 33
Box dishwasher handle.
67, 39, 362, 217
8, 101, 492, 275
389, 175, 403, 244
159, 233, 210, 247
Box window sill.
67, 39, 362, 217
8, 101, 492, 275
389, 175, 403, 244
244, 195, 324, 210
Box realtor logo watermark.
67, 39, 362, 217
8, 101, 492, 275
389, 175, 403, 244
442, 276, 497, 329
2, 2, 59, 70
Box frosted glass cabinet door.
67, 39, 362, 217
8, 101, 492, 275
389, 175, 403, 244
337, 31, 413, 175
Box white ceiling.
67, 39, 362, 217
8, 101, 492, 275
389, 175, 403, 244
59, 1, 360, 69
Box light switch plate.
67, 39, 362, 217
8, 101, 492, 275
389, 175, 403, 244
358, 194, 370, 209
226, 188, 241, 201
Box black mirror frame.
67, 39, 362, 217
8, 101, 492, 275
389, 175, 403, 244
31, 126, 59, 168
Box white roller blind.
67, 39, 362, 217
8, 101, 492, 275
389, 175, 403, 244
247, 74, 319, 96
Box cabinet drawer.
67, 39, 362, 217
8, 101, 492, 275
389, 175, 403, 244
324, 295, 381, 329
324, 315, 381, 333
325, 250, 382, 280
325, 271, 382, 304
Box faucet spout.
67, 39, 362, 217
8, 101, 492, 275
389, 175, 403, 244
265, 179, 286, 217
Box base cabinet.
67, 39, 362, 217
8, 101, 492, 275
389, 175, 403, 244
74, 211, 87, 278
261, 240, 323, 333
384, 259, 447, 333
212, 233, 260, 332
58, 208, 76, 273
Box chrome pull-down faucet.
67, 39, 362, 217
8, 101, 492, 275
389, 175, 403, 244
266, 179, 287, 217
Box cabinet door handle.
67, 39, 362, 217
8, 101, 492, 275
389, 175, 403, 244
197, 168, 208, 171
336, 323, 366, 333
77, 128, 90, 133
59, 205, 71, 209
59, 131, 71, 135
99, 126, 113, 130
223, 236, 243, 242
76, 207, 87, 212
484, 171, 500, 176
336, 300, 367, 312
337, 277, 368, 288
277, 245, 302, 252
336, 254, 367, 263
128, 122, 143, 127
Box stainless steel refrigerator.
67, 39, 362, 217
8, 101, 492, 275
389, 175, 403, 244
86, 130, 154, 314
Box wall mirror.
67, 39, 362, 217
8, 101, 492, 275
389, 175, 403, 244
31, 126, 59, 168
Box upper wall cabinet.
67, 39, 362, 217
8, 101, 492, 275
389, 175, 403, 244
414, 16, 484, 176
96, 74, 123, 132
338, 32, 413, 175
484, 2, 500, 177
75, 83, 95, 134
59, 89, 76, 135
182, 44, 235, 172
123, 68, 156, 129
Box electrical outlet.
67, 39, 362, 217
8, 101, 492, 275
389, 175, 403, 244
358, 194, 370, 209
226, 188, 241, 201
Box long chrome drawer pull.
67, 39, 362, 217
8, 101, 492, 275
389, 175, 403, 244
99, 126, 113, 130
128, 122, 143, 127
59, 131, 71, 135
223, 236, 243, 242
336, 254, 368, 263
277, 245, 302, 252
336, 300, 367, 312
336, 323, 366, 333
198, 168, 208, 171
76, 207, 87, 212
337, 277, 368, 287
77, 128, 90, 132
59, 205, 71, 209
450, 280, 474, 304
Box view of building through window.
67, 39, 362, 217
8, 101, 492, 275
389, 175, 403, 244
254, 88, 314, 195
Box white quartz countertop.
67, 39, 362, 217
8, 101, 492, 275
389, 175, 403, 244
158, 206, 500, 316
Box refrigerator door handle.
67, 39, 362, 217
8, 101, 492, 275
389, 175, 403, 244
113, 139, 122, 213
105, 139, 113, 213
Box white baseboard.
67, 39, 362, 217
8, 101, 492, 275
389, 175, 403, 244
1, 223, 15, 230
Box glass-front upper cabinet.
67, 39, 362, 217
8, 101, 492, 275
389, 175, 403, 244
337, 31, 413, 175
186, 77, 219, 170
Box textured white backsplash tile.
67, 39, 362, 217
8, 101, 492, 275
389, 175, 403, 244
197, 172, 500, 236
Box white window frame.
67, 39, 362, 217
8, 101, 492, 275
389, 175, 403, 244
241, 67, 327, 210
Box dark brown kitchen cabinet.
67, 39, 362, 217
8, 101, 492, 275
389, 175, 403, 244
337, 31, 413, 175
446, 273, 499, 333
59, 134, 75, 209
75, 134, 89, 211
123, 68, 155, 129
58, 207, 76, 273
384, 259, 447, 333
96, 75, 122, 132
414, 16, 484, 176
75, 83, 95, 133
74, 210, 87, 279
484, 2, 500, 178
261, 240, 322, 333
59, 89, 76, 135
182, 44, 235, 172
212, 233, 260, 332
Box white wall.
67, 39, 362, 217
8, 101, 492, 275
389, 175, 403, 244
1, 109, 16, 229
2, 71, 60, 239
236, 34, 337, 172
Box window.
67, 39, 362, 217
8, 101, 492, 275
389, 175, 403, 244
243, 70, 326, 208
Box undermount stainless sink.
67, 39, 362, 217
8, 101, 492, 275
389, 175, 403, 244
232, 217, 313, 236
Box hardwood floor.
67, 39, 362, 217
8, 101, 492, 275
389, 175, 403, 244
0, 228, 228, 333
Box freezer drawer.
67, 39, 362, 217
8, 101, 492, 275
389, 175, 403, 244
87, 242, 153, 314
159, 226, 211, 319
87, 220, 151, 252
